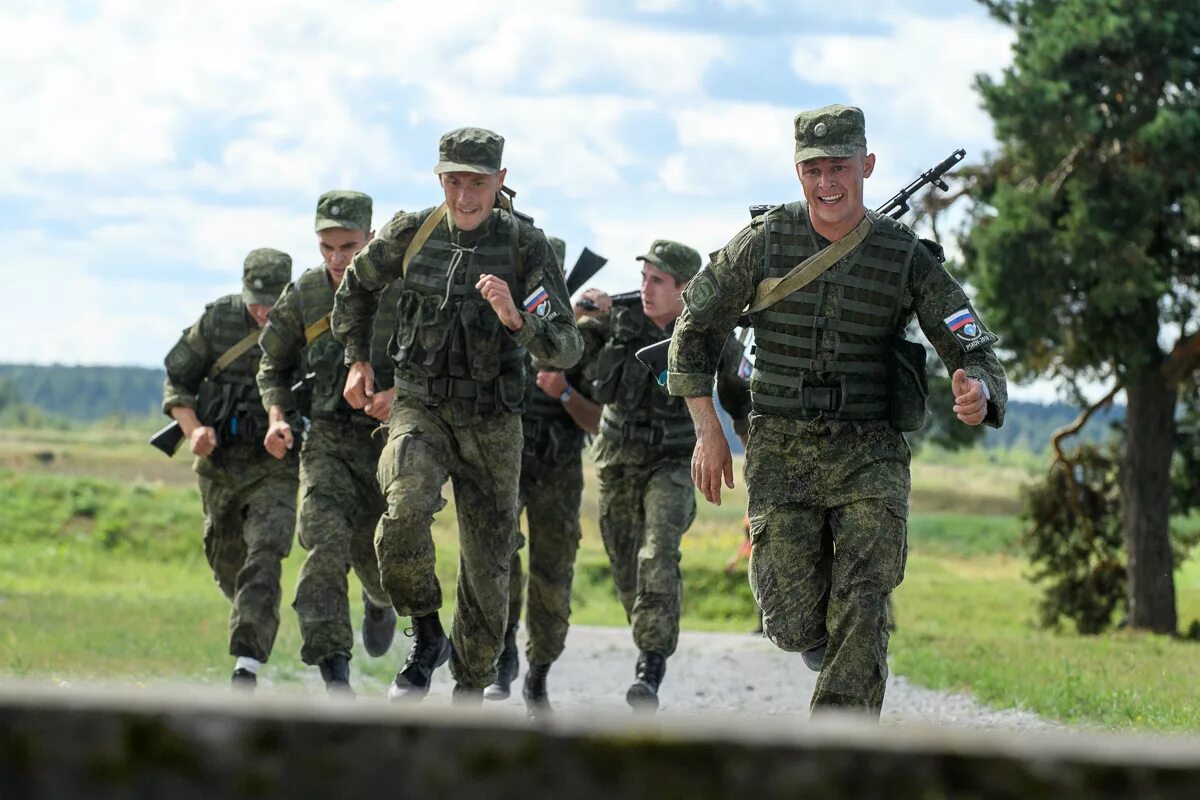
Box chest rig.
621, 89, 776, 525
391, 208, 528, 414
748, 203, 917, 421
291, 267, 354, 417
195, 295, 269, 442
592, 305, 694, 449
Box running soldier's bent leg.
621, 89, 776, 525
445, 413, 523, 689
598, 465, 643, 617
229, 468, 297, 661
811, 497, 907, 716
198, 476, 245, 603
629, 464, 695, 657
522, 449, 584, 665
748, 501, 833, 654
374, 402, 452, 618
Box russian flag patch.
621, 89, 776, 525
523, 286, 550, 317
943, 305, 996, 352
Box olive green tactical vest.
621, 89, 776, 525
593, 305, 695, 449
391, 207, 527, 414
195, 294, 269, 438
292, 266, 397, 418
748, 203, 916, 420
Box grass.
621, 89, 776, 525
2, 426, 1200, 732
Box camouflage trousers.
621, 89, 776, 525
376, 397, 522, 689
744, 416, 910, 717
195, 445, 298, 662
598, 460, 696, 657
505, 443, 584, 665
294, 416, 390, 665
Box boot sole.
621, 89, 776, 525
482, 684, 511, 701
625, 682, 659, 712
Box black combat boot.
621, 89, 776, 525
361, 590, 397, 658
801, 642, 826, 672
625, 651, 666, 712
482, 623, 520, 701
389, 613, 451, 701
451, 684, 484, 707
523, 662, 553, 720
318, 653, 354, 696
230, 668, 257, 692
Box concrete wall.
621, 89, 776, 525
1, 680, 1198, 799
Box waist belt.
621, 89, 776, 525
602, 419, 694, 447
801, 385, 842, 412
396, 375, 480, 400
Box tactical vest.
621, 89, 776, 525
522, 366, 584, 461
391, 208, 528, 414
748, 203, 916, 420
592, 305, 695, 449
194, 295, 270, 443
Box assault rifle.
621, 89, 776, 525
150, 372, 314, 457
577, 290, 640, 311
634, 148, 967, 384
565, 248, 608, 295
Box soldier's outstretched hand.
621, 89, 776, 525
476, 274, 524, 331
951, 368, 987, 426
343, 361, 375, 409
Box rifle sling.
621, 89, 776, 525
207, 330, 261, 380
305, 315, 331, 344
746, 215, 873, 315
402, 203, 449, 278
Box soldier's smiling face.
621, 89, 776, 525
440, 169, 507, 232
318, 227, 371, 286
796, 151, 875, 237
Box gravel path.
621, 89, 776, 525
375, 624, 1058, 731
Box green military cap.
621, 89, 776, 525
242, 248, 292, 305
547, 236, 567, 268
637, 239, 701, 282
315, 190, 372, 232
793, 104, 867, 163
433, 127, 504, 175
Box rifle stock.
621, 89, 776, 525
565, 247, 608, 295
148, 421, 186, 457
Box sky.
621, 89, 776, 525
1, 0, 1060, 398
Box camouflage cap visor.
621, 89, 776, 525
242, 287, 281, 306
794, 141, 864, 164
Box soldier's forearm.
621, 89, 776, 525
563, 390, 601, 435
170, 405, 203, 437
686, 395, 723, 437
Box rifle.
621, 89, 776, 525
577, 290, 640, 312
565, 247, 608, 295
633, 149, 967, 384
150, 372, 314, 457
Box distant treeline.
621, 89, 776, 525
0, 363, 1123, 452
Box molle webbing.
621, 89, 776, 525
749, 205, 914, 420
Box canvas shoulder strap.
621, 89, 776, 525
746, 214, 873, 315
207, 330, 261, 380
304, 314, 331, 345
401, 204, 449, 278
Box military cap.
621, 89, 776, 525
242, 248, 292, 305
433, 127, 504, 175
315, 190, 372, 232
637, 239, 701, 283
547, 236, 567, 268
793, 104, 867, 163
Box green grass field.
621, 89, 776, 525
1, 427, 1198, 732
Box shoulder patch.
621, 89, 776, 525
683, 266, 721, 321
944, 304, 998, 353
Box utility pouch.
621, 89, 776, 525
889, 337, 929, 432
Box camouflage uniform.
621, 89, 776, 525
581, 240, 750, 659
331, 128, 583, 690
257, 191, 398, 667
162, 248, 298, 664
504, 236, 593, 668
668, 105, 1008, 716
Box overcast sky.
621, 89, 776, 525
1, 1, 1056, 397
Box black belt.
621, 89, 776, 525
396, 375, 479, 400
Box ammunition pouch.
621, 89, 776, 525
396, 366, 527, 415
888, 337, 929, 432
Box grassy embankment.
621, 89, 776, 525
1, 425, 1198, 732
